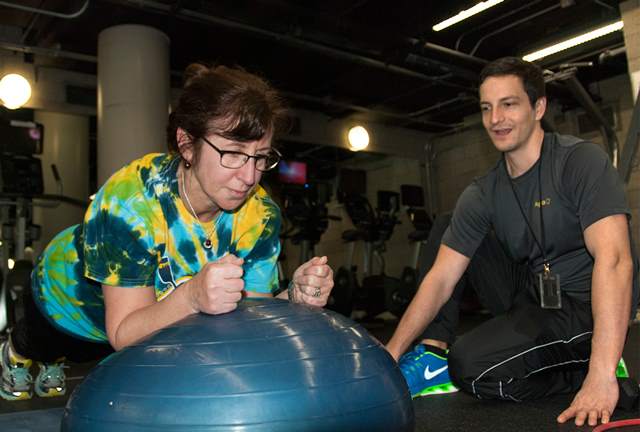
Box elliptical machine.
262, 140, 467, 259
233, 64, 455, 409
276, 156, 338, 291
281, 182, 334, 267
0, 120, 46, 335
329, 189, 403, 319
362, 190, 405, 319
0, 120, 87, 336
386, 184, 433, 317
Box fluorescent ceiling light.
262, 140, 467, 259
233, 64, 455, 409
432, 0, 504, 32
523, 21, 624, 62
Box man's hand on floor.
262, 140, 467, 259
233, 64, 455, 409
557, 372, 618, 426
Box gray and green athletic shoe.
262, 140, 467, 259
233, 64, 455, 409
34, 358, 67, 398
0, 340, 33, 401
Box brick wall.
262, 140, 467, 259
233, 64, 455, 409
431, 123, 498, 214
621, 0, 640, 98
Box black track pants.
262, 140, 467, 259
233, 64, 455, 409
419, 214, 594, 401
448, 294, 592, 401
10, 280, 113, 363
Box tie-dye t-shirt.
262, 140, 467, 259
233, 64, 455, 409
32, 153, 281, 342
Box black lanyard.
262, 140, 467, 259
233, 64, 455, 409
505, 144, 550, 275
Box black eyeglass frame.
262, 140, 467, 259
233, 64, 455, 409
202, 136, 282, 172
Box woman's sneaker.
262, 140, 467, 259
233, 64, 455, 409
0, 340, 33, 401
398, 344, 459, 398
34, 359, 67, 397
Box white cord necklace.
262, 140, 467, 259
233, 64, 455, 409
181, 169, 216, 249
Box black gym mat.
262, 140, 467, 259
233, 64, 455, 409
413, 391, 640, 432
1, 398, 638, 432
0, 321, 637, 432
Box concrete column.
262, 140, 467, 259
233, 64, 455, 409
97, 25, 169, 185
32, 111, 89, 254
621, 0, 640, 101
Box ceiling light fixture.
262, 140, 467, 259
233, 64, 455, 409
347, 125, 369, 151
432, 0, 504, 32
523, 21, 624, 62
0, 73, 32, 109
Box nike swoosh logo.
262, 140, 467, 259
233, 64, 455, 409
424, 365, 448, 380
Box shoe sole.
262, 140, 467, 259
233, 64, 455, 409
35, 385, 66, 398
413, 382, 460, 398
0, 388, 32, 401
35, 389, 66, 398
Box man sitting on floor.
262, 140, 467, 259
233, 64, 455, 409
385, 56, 639, 427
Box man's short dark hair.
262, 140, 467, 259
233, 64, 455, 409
479, 57, 545, 107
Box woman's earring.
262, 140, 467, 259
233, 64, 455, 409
184, 160, 191, 169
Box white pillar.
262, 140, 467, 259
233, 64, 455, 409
32, 111, 89, 254
621, 0, 640, 101
97, 24, 170, 185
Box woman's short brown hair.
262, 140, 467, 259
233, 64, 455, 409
167, 63, 288, 162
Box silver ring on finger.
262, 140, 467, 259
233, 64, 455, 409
313, 287, 321, 297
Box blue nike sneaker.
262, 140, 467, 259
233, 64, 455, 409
398, 344, 459, 398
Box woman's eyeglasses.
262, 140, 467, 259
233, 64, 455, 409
202, 137, 281, 172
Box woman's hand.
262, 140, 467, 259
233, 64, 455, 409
290, 256, 334, 307
187, 254, 245, 314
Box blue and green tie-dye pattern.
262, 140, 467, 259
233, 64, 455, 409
33, 153, 282, 342
32, 225, 106, 342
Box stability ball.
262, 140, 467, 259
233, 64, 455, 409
61, 298, 414, 431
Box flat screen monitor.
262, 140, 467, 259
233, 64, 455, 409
0, 120, 44, 155
278, 161, 307, 185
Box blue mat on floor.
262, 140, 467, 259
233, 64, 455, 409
0, 408, 63, 432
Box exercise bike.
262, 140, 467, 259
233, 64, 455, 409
280, 182, 337, 291
0, 120, 88, 337
386, 184, 433, 317
329, 190, 403, 319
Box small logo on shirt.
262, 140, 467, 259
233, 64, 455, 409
534, 198, 551, 208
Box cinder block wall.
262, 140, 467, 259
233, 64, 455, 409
430, 125, 497, 214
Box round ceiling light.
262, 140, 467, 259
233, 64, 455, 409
347, 125, 369, 151
0, 73, 32, 109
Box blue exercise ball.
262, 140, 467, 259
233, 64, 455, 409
61, 298, 414, 431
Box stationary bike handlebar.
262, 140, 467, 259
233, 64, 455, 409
0, 192, 88, 208
0, 164, 90, 209
343, 192, 400, 244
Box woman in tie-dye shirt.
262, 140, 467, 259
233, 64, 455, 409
1, 64, 334, 401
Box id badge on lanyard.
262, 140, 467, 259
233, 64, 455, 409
507, 143, 562, 310
538, 262, 561, 309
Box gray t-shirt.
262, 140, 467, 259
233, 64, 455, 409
442, 132, 639, 307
